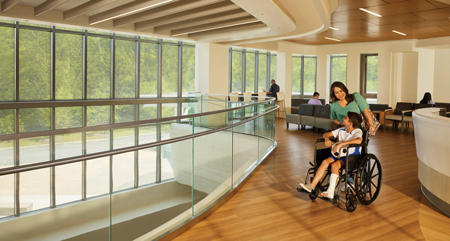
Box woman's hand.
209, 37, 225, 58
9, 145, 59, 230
325, 139, 333, 148
369, 124, 375, 133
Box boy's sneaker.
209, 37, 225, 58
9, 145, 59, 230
299, 183, 313, 193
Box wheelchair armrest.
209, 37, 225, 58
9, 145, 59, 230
316, 138, 325, 142
348, 143, 368, 148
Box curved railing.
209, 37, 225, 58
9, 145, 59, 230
0, 93, 278, 240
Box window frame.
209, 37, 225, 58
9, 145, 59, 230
291, 55, 317, 98
360, 53, 378, 99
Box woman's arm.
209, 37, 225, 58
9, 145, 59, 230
333, 119, 342, 126
363, 107, 375, 132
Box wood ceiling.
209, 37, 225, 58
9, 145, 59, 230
0, 0, 264, 39
288, 0, 450, 45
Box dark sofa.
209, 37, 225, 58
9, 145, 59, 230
286, 104, 337, 131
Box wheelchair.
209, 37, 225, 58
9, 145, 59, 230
297, 131, 382, 212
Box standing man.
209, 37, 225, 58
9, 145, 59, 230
265, 79, 280, 99
308, 92, 322, 105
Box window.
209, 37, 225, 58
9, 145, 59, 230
229, 48, 277, 93
0, 19, 197, 218
360, 54, 378, 99
291, 55, 317, 96
330, 55, 347, 85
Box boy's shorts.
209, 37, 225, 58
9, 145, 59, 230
329, 147, 360, 163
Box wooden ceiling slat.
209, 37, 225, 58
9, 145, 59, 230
429, 31, 450, 37
426, 0, 450, 8
438, 25, 450, 31
335, 0, 387, 12
403, 18, 450, 28
411, 7, 450, 20
364, 0, 437, 17
365, 13, 423, 25
331, 19, 377, 29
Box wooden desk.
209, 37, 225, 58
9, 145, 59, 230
372, 111, 392, 125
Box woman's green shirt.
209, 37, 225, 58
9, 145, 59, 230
330, 92, 369, 122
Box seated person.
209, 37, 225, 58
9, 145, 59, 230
299, 112, 363, 199
308, 92, 322, 105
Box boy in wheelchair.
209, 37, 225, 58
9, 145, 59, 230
299, 112, 363, 199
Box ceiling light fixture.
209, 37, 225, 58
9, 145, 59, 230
90, 0, 174, 25
330, 27, 339, 30
359, 8, 382, 17
261, 13, 267, 16
172, 20, 262, 37
325, 37, 341, 42
392, 30, 406, 36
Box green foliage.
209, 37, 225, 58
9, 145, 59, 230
291, 56, 316, 95
182, 46, 195, 95
140, 42, 158, 97
366, 56, 378, 93
331, 56, 347, 85
162, 45, 178, 96
245, 53, 255, 92
56, 33, 83, 100
87, 36, 110, 99
0, 27, 14, 101
291, 57, 302, 94
258, 54, 267, 91
231, 51, 242, 92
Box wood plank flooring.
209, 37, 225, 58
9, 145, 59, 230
173, 119, 450, 241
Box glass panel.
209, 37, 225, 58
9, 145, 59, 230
0, 20, 14, 24
245, 52, 255, 93
87, 36, 110, 99
139, 104, 157, 120
112, 152, 134, 192
292, 57, 302, 95
161, 138, 187, 181
162, 104, 177, 118
233, 120, 258, 187
304, 57, 316, 95
366, 55, 378, 94
19, 137, 50, 165
258, 115, 273, 160
86, 130, 110, 154
138, 148, 157, 186
140, 42, 158, 98
55, 107, 82, 129
163, 39, 179, 43
115, 105, 135, 123
56, 33, 83, 100
87, 106, 110, 126
87, 157, 110, 198
331, 55, 347, 85
162, 44, 179, 97
19, 29, 51, 100
139, 125, 157, 144
231, 51, 242, 93
0, 140, 13, 169
183, 42, 195, 46
140, 36, 159, 41
0, 26, 14, 101
270, 55, 277, 82
0, 174, 14, 218
115, 39, 136, 98
88, 30, 110, 35
55, 26, 82, 32
0, 109, 14, 135
192, 128, 232, 216
20, 168, 50, 213
55, 133, 82, 159
115, 33, 136, 38
55, 162, 82, 205
19, 108, 51, 132
182, 46, 195, 96
19, 22, 51, 28
258, 54, 267, 92
113, 128, 135, 149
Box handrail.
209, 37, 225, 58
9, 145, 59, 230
0, 105, 279, 176
0, 98, 275, 141
0, 97, 195, 109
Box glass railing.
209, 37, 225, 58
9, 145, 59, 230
0, 93, 277, 240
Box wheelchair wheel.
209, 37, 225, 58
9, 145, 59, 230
356, 154, 382, 205
345, 193, 357, 212
309, 188, 319, 201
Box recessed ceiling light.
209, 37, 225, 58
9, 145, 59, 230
325, 37, 341, 42
359, 8, 382, 17
392, 30, 406, 36
330, 27, 339, 30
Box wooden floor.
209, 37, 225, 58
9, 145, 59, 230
173, 119, 450, 241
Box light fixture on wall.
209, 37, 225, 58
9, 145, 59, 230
359, 8, 382, 17
325, 37, 341, 42
392, 30, 406, 36
330, 27, 339, 30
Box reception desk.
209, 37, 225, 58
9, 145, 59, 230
413, 108, 450, 217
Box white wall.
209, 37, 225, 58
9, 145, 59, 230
401, 52, 419, 103
433, 49, 450, 103
195, 43, 229, 95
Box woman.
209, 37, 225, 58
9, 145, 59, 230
329, 81, 375, 133
419, 92, 435, 104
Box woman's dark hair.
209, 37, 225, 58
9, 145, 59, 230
419, 92, 432, 104
330, 81, 354, 103
347, 111, 362, 127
